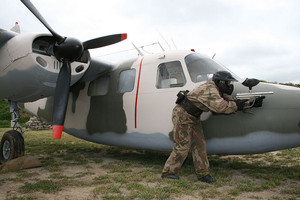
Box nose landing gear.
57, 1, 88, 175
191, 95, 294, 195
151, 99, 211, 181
0, 101, 25, 164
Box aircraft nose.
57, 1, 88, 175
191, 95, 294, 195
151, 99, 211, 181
237, 82, 300, 152
252, 82, 300, 133
234, 82, 300, 132
264, 83, 300, 110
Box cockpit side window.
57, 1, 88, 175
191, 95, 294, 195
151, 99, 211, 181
88, 74, 110, 96
185, 53, 238, 83
156, 61, 186, 89
118, 69, 136, 93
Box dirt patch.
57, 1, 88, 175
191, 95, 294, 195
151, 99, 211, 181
0, 157, 113, 199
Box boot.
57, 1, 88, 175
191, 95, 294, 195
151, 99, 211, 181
161, 173, 179, 180
198, 174, 216, 183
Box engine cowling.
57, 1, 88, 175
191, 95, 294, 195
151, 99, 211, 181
0, 33, 90, 102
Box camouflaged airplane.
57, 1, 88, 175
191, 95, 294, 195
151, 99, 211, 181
1, 0, 300, 163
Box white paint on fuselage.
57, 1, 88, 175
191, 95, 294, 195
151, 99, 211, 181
23, 98, 47, 115
272, 83, 300, 91
200, 111, 213, 121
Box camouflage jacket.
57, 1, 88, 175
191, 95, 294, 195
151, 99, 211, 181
186, 81, 238, 114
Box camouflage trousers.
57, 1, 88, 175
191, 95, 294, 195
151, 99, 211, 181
162, 106, 210, 178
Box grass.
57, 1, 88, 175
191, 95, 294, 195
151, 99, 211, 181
20, 180, 63, 193
0, 128, 299, 200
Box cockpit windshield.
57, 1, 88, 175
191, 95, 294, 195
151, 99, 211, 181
185, 53, 240, 83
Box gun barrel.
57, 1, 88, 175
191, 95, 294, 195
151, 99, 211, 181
236, 91, 274, 99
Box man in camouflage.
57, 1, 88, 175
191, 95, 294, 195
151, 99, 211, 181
161, 71, 264, 183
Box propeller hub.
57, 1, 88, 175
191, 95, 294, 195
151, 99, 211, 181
54, 37, 83, 62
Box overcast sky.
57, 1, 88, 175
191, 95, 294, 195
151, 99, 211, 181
1, 0, 300, 83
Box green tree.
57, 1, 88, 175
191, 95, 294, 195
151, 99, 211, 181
0, 99, 31, 128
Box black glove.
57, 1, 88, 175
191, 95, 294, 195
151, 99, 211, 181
235, 99, 248, 111
249, 96, 265, 108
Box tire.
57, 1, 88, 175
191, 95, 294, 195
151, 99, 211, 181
0, 130, 25, 164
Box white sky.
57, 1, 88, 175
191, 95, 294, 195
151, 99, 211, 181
1, 0, 300, 83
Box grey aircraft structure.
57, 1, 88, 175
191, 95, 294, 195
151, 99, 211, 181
1, 0, 300, 163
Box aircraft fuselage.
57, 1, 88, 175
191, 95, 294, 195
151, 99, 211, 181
22, 50, 300, 155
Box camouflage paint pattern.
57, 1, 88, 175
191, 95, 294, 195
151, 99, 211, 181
86, 59, 135, 134
19, 51, 300, 155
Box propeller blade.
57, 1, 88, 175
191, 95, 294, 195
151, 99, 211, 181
20, 0, 65, 44
83, 33, 127, 50
52, 60, 71, 139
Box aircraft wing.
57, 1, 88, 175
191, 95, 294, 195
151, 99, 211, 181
0, 29, 17, 48
79, 58, 115, 82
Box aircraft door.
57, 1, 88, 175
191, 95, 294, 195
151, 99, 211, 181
135, 59, 188, 135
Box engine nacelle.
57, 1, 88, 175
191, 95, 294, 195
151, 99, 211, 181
0, 32, 90, 102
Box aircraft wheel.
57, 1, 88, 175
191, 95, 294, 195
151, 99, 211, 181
0, 130, 25, 164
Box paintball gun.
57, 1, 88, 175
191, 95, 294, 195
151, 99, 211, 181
236, 78, 274, 100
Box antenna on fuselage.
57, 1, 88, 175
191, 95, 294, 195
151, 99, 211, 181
157, 42, 165, 52
140, 42, 165, 54
157, 31, 171, 50
212, 53, 216, 59
171, 38, 178, 50
132, 43, 144, 56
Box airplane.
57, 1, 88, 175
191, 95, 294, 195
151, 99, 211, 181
1, 0, 300, 163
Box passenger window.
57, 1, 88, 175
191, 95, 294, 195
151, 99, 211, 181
88, 75, 110, 96
118, 69, 136, 93
156, 61, 186, 89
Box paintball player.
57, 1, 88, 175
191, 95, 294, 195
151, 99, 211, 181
161, 71, 264, 183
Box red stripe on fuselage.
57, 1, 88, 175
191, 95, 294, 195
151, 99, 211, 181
135, 57, 144, 128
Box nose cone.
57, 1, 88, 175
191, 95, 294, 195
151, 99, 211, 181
54, 37, 83, 62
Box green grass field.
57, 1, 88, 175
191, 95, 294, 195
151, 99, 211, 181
0, 129, 299, 200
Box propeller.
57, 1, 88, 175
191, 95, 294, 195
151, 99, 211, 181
21, 0, 127, 139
